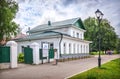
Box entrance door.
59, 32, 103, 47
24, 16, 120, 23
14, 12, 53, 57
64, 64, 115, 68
24, 47, 33, 64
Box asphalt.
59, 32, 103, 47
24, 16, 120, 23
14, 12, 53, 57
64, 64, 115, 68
0, 55, 119, 79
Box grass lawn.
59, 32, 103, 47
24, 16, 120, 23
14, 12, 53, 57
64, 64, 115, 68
69, 58, 120, 79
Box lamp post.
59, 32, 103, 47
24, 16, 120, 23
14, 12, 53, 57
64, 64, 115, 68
95, 9, 104, 68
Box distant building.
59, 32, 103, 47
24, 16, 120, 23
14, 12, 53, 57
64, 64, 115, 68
0, 38, 6, 45
14, 17, 91, 59
14, 33, 26, 39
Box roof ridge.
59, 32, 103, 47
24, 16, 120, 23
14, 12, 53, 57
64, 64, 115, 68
72, 17, 80, 24
52, 17, 80, 24
29, 17, 81, 33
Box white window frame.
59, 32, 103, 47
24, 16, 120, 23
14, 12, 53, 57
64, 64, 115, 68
73, 43, 75, 53
69, 43, 71, 54
77, 44, 79, 53
73, 31, 75, 37
63, 43, 66, 54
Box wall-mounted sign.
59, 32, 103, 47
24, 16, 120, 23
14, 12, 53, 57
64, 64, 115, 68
42, 42, 49, 57
43, 49, 48, 57
43, 43, 49, 49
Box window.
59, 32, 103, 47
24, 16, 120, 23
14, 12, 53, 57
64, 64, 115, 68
86, 46, 88, 53
80, 33, 82, 39
81, 45, 82, 53
21, 46, 24, 53
77, 44, 79, 53
77, 33, 79, 38
81, 33, 83, 39
86, 46, 87, 53
73, 31, 75, 37
73, 44, 75, 53
79, 44, 81, 53
84, 45, 85, 53
69, 43, 71, 54
63, 43, 66, 54
50, 43, 54, 49
27, 45, 30, 48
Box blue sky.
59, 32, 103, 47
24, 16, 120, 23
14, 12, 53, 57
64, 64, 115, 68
14, 0, 120, 36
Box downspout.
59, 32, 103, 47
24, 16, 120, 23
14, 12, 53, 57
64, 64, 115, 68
59, 34, 63, 58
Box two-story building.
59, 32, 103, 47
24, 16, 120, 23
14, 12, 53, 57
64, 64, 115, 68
14, 17, 91, 59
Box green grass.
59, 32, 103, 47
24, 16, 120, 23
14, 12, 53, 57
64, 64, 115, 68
69, 58, 120, 79
90, 51, 105, 55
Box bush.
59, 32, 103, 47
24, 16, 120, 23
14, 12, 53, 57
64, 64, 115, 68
18, 53, 24, 63
113, 50, 119, 54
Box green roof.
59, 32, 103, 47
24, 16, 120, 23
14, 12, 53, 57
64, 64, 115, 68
14, 31, 70, 41
28, 17, 86, 33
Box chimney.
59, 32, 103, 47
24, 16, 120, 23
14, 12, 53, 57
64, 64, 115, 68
48, 21, 51, 26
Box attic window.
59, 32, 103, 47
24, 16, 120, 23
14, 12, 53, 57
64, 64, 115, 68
73, 31, 75, 37
77, 33, 79, 38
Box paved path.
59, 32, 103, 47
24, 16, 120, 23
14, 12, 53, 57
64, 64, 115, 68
0, 55, 119, 79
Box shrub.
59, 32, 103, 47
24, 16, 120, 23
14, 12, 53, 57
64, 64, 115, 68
18, 53, 24, 63
113, 50, 119, 54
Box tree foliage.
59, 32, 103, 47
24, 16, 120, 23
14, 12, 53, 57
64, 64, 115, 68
116, 38, 120, 53
84, 17, 118, 51
0, 0, 18, 45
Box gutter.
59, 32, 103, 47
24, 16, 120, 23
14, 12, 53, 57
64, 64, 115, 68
44, 30, 64, 58
59, 34, 63, 57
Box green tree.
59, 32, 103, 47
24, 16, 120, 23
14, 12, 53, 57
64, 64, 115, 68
116, 38, 120, 53
0, 0, 18, 45
84, 17, 117, 52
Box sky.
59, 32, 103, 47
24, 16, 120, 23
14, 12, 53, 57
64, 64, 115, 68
14, 0, 120, 36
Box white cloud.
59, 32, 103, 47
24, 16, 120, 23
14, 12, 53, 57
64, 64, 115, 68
14, 0, 120, 35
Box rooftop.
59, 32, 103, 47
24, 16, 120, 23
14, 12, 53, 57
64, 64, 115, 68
28, 17, 86, 33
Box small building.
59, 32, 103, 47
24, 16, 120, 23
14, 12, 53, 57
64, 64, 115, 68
14, 17, 91, 59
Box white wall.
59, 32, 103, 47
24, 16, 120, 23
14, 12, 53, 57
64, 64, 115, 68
52, 26, 85, 40
68, 27, 85, 39
61, 37, 89, 54
52, 27, 69, 34
17, 37, 60, 56
16, 37, 90, 60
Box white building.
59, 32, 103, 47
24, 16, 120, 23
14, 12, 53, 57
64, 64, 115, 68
14, 17, 91, 59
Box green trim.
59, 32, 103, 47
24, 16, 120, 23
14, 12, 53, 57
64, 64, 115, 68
74, 19, 86, 30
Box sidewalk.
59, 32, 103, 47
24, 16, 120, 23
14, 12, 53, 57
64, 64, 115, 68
0, 55, 119, 79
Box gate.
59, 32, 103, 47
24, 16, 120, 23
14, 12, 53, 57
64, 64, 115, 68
24, 47, 33, 64
39, 48, 54, 64
49, 49, 54, 59
0, 46, 10, 63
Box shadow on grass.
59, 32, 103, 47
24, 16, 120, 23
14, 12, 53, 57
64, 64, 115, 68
99, 67, 107, 70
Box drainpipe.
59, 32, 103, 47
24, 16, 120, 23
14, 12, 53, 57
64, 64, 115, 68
59, 34, 63, 58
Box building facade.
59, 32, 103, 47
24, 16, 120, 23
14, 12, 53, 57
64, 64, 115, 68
14, 17, 91, 59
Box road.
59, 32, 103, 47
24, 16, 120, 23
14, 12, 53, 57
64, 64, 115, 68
0, 55, 119, 79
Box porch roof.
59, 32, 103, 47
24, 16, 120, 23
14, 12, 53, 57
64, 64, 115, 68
14, 31, 69, 42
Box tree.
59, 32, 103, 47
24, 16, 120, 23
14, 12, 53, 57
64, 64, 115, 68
84, 17, 117, 52
116, 38, 120, 53
0, 0, 18, 45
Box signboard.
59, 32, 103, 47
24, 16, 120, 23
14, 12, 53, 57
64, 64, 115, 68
43, 43, 49, 49
42, 43, 49, 57
42, 49, 48, 57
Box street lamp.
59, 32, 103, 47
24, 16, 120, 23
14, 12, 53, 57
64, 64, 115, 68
95, 9, 104, 68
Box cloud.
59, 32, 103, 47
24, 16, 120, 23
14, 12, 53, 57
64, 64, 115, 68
14, 0, 120, 36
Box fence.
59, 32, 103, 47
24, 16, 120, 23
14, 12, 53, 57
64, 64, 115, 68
0, 46, 10, 63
